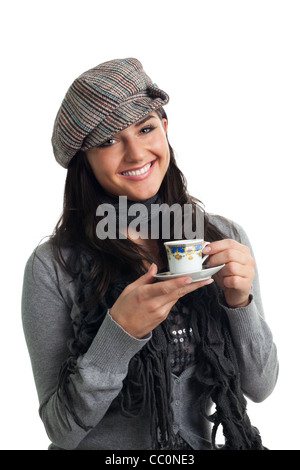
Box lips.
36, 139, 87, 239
121, 162, 152, 176
120, 160, 156, 180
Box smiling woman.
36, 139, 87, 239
21, 57, 279, 451
85, 112, 170, 201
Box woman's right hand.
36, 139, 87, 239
109, 263, 214, 339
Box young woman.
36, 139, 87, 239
22, 58, 279, 450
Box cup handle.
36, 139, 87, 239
202, 241, 210, 264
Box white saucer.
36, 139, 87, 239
154, 264, 225, 282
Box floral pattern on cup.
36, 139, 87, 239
166, 244, 203, 262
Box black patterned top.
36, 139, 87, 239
168, 301, 199, 376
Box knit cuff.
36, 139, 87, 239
81, 310, 151, 374
220, 296, 264, 344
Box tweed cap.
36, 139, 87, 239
52, 58, 169, 168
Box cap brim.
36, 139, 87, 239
81, 91, 169, 151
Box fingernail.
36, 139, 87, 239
184, 277, 193, 285
203, 246, 211, 254
148, 263, 155, 272
203, 278, 214, 285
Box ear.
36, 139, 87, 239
162, 118, 168, 134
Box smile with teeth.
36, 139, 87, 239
121, 162, 152, 176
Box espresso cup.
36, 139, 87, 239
164, 239, 210, 275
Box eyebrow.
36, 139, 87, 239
134, 114, 158, 127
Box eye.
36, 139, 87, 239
140, 125, 155, 134
98, 138, 116, 148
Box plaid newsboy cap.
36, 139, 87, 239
52, 58, 169, 168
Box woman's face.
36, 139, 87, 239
85, 111, 170, 201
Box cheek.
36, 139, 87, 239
89, 160, 104, 182
154, 134, 170, 161
162, 142, 170, 169
87, 153, 113, 183
157, 148, 170, 183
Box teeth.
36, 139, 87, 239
122, 163, 151, 176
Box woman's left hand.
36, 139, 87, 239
203, 239, 255, 308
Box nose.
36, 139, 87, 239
123, 136, 145, 163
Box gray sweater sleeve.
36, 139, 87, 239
208, 214, 279, 402
21, 244, 151, 449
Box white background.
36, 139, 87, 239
1, 0, 299, 450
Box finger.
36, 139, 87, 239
203, 239, 250, 256
206, 248, 253, 268
154, 277, 214, 306
216, 261, 255, 279
152, 279, 214, 317
221, 275, 251, 291
139, 274, 194, 299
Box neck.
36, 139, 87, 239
100, 191, 162, 238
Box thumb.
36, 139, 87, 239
147, 263, 158, 277
142, 262, 158, 281
127, 263, 158, 291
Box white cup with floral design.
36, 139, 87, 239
164, 239, 210, 275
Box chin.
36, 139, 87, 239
136, 191, 158, 201
126, 186, 160, 201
